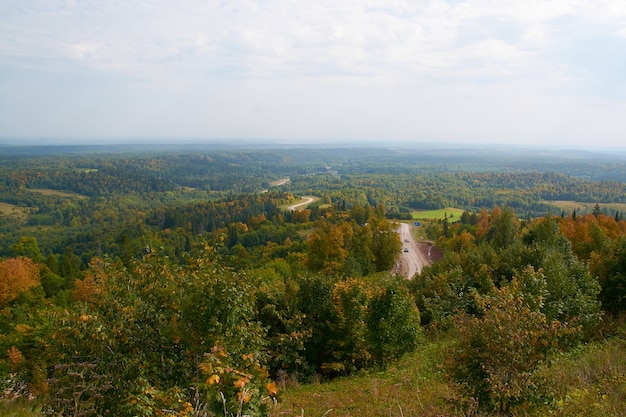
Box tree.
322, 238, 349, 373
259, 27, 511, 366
369, 217, 401, 272
367, 278, 421, 366
322, 279, 371, 374
306, 221, 351, 275
346, 224, 374, 276
9, 236, 43, 263
521, 218, 601, 334
59, 247, 84, 288
590, 236, 626, 315
486, 206, 519, 249
0, 257, 41, 308
450, 279, 576, 413
593, 203, 602, 217
46, 251, 274, 416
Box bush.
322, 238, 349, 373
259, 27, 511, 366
449, 279, 577, 413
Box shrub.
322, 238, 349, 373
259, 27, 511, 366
449, 279, 577, 413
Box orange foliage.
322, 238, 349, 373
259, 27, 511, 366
558, 214, 626, 260
72, 275, 97, 303
72, 258, 106, 303
0, 257, 40, 307
7, 346, 24, 372
475, 208, 491, 240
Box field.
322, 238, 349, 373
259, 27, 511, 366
412, 207, 465, 221
270, 178, 290, 187
0, 202, 28, 223
545, 200, 626, 214
27, 188, 87, 199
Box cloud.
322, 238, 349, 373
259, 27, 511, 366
1, 0, 625, 146
2, 0, 622, 81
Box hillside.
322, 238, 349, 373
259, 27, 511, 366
0, 144, 625, 416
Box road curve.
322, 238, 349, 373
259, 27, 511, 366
287, 196, 316, 211
395, 222, 430, 278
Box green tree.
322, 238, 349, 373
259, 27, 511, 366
9, 236, 43, 263
344, 223, 374, 276
520, 218, 601, 334
369, 218, 401, 272
296, 273, 339, 371
590, 236, 626, 315
367, 278, 421, 366
593, 203, 602, 217
486, 206, 519, 249
59, 247, 84, 288
322, 279, 371, 374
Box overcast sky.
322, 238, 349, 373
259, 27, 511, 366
1, 0, 626, 148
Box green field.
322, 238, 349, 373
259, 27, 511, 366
412, 207, 465, 221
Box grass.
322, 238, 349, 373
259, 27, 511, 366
531, 337, 626, 417
271, 337, 464, 417
0, 399, 42, 417
545, 200, 626, 214
271, 328, 626, 417
412, 207, 465, 221
0, 202, 29, 223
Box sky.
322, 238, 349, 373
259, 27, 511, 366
1, 0, 626, 148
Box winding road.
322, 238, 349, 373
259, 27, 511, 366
395, 222, 431, 278
287, 196, 317, 211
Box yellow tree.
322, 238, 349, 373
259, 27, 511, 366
0, 257, 41, 308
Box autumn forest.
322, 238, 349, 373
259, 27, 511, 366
0, 144, 625, 416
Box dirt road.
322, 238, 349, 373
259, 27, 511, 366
394, 222, 431, 278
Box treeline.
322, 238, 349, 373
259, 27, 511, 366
286, 171, 626, 217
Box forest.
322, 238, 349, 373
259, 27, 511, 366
0, 143, 625, 416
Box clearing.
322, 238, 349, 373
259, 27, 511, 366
412, 207, 465, 221
545, 200, 626, 214
0, 202, 28, 223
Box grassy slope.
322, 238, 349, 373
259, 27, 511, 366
271, 331, 626, 417
270, 337, 461, 417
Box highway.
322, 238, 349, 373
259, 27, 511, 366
396, 222, 430, 278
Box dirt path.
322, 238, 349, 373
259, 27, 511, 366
393, 222, 432, 278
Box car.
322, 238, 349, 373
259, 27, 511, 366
404, 239, 410, 242
403, 248, 409, 252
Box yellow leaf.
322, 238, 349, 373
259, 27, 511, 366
206, 374, 220, 385
234, 378, 247, 389
266, 381, 278, 396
